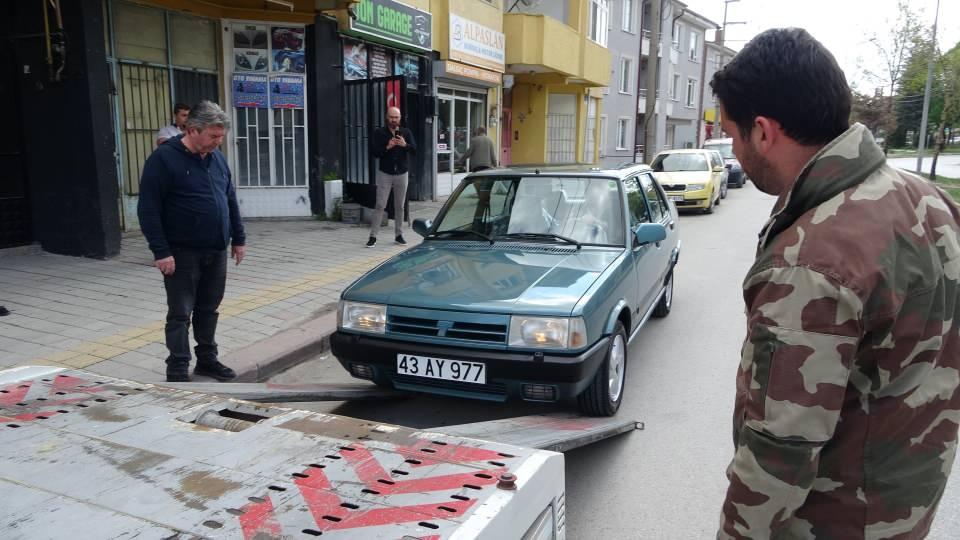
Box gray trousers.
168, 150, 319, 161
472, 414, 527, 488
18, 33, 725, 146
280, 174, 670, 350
370, 170, 408, 237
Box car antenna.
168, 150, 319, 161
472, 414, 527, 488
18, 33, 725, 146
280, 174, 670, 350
534, 168, 540, 175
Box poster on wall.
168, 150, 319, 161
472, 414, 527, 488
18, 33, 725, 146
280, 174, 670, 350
232, 74, 268, 108
234, 24, 269, 72
343, 40, 368, 80
272, 27, 305, 73
369, 46, 393, 79
269, 75, 305, 109
395, 53, 419, 87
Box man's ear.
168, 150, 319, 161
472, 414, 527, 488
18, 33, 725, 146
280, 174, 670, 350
753, 116, 782, 154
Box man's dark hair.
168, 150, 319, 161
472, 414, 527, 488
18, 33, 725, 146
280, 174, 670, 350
173, 103, 190, 114
710, 28, 851, 146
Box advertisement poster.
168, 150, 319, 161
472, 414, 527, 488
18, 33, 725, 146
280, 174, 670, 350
234, 24, 268, 72
232, 74, 268, 108
269, 75, 305, 109
272, 27, 305, 73
394, 53, 419, 86
369, 45, 393, 79
343, 40, 368, 80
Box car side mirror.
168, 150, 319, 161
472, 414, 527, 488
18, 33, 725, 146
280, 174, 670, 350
635, 223, 667, 246
412, 218, 432, 238
712, 166, 725, 172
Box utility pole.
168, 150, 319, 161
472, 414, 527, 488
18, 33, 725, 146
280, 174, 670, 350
916, 0, 940, 174
716, 0, 743, 137
642, 0, 662, 164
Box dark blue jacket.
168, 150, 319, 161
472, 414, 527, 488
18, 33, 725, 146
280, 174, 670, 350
137, 136, 245, 260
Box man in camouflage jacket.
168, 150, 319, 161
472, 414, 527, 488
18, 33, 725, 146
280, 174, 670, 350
712, 29, 960, 538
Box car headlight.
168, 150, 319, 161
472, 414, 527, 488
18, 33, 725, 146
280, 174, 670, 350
509, 316, 587, 349
686, 183, 706, 191
339, 301, 386, 334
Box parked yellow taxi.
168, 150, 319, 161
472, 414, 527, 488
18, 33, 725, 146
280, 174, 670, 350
649, 149, 729, 214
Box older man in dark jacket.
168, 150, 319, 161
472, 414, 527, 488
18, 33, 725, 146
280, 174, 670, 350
138, 101, 246, 383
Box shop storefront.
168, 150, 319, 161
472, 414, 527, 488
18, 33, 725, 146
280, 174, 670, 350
105, 0, 222, 229
223, 22, 311, 217
434, 11, 504, 197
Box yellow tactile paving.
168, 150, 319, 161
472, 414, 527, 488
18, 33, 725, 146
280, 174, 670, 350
26, 250, 398, 370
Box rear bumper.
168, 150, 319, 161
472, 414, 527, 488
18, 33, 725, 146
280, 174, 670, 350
331, 331, 609, 402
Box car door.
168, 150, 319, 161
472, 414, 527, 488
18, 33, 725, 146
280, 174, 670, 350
710, 151, 725, 192
638, 173, 674, 305
624, 175, 660, 319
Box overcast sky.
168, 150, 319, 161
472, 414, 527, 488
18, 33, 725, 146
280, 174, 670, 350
677, 0, 959, 92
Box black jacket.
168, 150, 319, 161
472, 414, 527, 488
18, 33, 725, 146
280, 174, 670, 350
137, 137, 246, 260
371, 126, 416, 175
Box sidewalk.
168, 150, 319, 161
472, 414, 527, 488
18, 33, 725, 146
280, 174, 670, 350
0, 199, 445, 383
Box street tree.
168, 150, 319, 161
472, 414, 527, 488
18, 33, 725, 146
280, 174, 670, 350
863, 1, 924, 106
930, 43, 960, 179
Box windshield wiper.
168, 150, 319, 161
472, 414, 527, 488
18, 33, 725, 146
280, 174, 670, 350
495, 233, 581, 249
429, 229, 494, 244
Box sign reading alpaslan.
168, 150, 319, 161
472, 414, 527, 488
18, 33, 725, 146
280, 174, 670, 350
349, 0, 433, 51
450, 14, 504, 73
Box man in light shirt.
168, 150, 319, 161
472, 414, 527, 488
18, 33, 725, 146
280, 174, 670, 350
156, 103, 190, 146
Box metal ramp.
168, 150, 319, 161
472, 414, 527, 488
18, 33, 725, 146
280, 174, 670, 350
435, 413, 642, 453
0, 366, 567, 539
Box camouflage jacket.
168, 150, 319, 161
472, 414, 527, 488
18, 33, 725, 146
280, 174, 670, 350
719, 123, 960, 539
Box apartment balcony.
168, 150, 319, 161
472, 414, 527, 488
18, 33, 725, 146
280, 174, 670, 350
504, 13, 610, 86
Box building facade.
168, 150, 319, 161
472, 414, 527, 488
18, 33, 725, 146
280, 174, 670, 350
598, 0, 642, 167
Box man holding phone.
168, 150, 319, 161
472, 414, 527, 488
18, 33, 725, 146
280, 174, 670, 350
367, 106, 416, 247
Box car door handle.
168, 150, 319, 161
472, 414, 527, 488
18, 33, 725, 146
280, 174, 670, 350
668, 220, 675, 230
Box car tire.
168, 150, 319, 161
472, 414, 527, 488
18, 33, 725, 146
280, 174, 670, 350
720, 179, 728, 199
577, 322, 627, 417
652, 272, 673, 318
703, 190, 716, 214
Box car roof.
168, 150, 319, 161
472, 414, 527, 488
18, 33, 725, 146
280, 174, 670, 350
703, 138, 732, 145
469, 163, 652, 180
653, 148, 715, 155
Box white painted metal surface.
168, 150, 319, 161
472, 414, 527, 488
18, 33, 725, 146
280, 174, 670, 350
0, 366, 564, 539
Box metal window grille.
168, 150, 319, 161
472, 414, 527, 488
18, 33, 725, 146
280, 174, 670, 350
236, 108, 270, 187
583, 100, 596, 163
118, 63, 170, 195
273, 108, 307, 186
547, 114, 576, 164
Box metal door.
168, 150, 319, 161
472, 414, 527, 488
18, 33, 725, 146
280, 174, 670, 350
343, 76, 408, 213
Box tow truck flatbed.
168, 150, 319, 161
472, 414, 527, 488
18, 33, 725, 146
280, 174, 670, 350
0, 366, 638, 539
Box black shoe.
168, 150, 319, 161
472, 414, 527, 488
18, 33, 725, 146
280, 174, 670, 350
366, 236, 377, 248
194, 359, 237, 381
166, 363, 191, 383
395, 235, 407, 245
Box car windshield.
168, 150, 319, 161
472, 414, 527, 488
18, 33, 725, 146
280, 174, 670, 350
432, 176, 625, 246
705, 143, 735, 160
650, 153, 709, 172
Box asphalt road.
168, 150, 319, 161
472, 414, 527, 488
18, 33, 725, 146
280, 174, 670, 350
888, 153, 960, 179
274, 179, 959, 538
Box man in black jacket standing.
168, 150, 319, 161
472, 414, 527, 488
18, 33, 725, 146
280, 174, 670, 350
367, 106, 416, 247
138, 101, 246, 383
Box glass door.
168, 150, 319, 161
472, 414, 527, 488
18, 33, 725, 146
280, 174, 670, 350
437, 97, 452, 173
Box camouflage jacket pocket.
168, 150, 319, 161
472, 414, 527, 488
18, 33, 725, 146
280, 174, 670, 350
743, 323, 857, 443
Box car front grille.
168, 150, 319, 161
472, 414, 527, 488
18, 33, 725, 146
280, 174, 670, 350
388, 315, 508, 344
660, 183, 685, 192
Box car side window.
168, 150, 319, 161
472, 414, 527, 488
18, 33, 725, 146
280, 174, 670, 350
640, 174, 666, 223
624, 176, 650, 227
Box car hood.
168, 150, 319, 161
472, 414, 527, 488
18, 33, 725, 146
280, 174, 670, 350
652, 171, 712, 186
344, 242, 623, 315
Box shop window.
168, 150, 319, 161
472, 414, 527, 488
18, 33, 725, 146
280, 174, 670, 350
171, 14, 218, 70
114, 3, 166, 63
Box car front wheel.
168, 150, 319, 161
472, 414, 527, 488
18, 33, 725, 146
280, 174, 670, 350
578, 322, 627, 417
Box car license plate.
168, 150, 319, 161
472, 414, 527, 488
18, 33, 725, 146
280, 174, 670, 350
669, 195, 684, 202
396, 354, 486, 384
